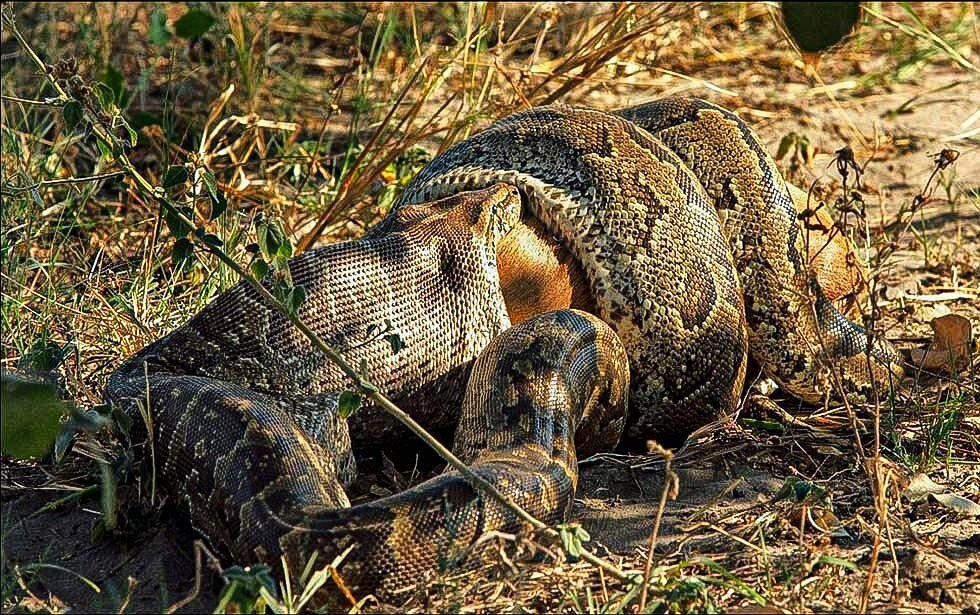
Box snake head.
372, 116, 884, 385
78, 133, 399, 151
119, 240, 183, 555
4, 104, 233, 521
393, 182, 522, 248
764, 289, 904, 406
810, 292, 905, 404
452, 182, 524, 247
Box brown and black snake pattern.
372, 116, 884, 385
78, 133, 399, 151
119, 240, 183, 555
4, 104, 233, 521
106, 97, 902, 602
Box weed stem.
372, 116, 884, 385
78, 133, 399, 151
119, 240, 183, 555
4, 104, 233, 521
1, 5, 632, 586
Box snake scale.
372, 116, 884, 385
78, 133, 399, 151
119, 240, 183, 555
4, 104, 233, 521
106, 97, 901, 601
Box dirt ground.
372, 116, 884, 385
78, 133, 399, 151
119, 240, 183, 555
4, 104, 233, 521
2, 3, 978, 613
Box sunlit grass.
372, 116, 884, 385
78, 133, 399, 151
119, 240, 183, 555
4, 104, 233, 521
1, 2, 976, 613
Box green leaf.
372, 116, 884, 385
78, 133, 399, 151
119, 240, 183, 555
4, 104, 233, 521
202, 233, 223, 247
776, 134, 794, 161
1, 373, 66, 459
257, 220, 285, 262
816, 555, 860, 572
249, 259, 270, 280
781, 2, 862, 54
174, 9, 215, 39
124, 120, 139, 147
557, 523, 590, 560
63, 100, 84, 133
286, 285, 307, 317
268, 276, 292, 308
774, 476, 831, 507
99, 65, 128, 107
337, 391, 361, 419
219, 564, 278, 613
200, 168, 218, 196
386, 333, 405, 356
163, 165, 189, 189
149, 9, 172, 46
274, 237, 293, 268
92, 82, 117, 110
209, 190, 227, 220
96, 138, 113, 161
277, 237, 293, 259
164, 205, 193, 238
172, 237, 195, 270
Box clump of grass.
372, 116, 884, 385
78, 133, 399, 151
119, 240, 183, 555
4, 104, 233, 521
2, 2, 978, 614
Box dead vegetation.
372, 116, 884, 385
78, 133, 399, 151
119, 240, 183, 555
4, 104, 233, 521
1, 2, 978, 613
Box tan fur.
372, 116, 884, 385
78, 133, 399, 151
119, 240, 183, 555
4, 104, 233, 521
497, 217, 594, 324
786, 183, 868, 316
499, 187, 868, 324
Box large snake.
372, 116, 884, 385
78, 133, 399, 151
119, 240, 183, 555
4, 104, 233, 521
106, 97, 901, 602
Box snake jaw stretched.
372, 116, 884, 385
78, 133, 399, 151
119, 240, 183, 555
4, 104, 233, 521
801, 288, 904, 403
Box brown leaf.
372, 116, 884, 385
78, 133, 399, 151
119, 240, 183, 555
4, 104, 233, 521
786, 183, 867, 317
910, 314, 973, 373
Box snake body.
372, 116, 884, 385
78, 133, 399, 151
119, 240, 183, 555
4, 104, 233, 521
106, 97, 900, 601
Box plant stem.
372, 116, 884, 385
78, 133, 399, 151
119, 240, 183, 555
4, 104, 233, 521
2, 171, 127, 195
639, 443, 676, 611
2, 6, 632, 584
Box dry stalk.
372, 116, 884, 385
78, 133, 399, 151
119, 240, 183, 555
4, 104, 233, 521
297, 54, 435, 251
2, 6, 633, 587
1, 170, 127, 196
639, 440, 678, 612
164, 540, 222, 614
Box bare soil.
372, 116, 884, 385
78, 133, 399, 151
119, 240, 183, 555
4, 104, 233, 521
2, 5, 978, 613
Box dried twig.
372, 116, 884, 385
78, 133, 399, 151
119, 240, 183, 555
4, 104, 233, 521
1, 5, 633, 587
639, 441, 678, 611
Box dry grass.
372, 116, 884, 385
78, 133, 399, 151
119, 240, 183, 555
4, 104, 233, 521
2, 2, 978, 613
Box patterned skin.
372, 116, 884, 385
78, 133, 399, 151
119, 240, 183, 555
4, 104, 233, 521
107, 98, 901, 603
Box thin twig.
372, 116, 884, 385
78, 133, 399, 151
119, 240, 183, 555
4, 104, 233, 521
1, 93, 65, 106
297, 55, 433, 252
165, 540, 222, 614
639, 441, 678, 611
1, 171, 127, 195
1, 6, 632, 586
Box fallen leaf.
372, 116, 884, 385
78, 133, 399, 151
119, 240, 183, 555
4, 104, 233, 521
904, 473, 980, 516
931, 493, 980, 516
909, 314, 972, 373
904, 473, 944, 501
